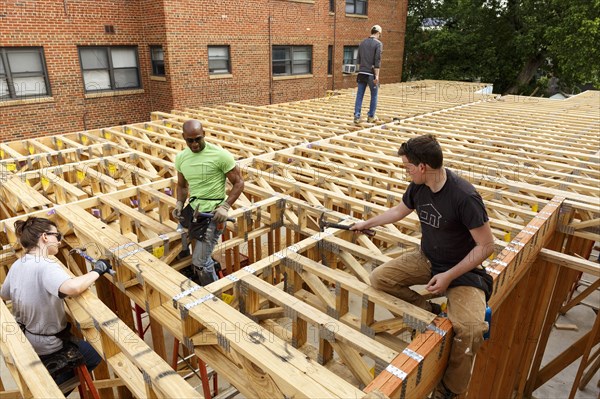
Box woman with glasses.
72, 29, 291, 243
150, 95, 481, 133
0, 216, 108, 387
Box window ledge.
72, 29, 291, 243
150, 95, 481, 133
209, 74, 233, 80
346, 13, 368, 18
0, 96, 55, 108
150, 76, 167, 81
273, 74, 313, 81
85, 89, 145, 99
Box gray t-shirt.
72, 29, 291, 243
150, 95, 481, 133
0, 254, 70, 355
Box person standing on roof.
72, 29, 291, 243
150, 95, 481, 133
172, 119, 244, 286
353, 24, 383, 124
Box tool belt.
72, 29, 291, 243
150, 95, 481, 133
180, 197, 225, 230
180, 197, 225, 241
189, 215, 212, 241
432, 264, 494, 301
19, 322, 83, 379
39, 341, 85, 378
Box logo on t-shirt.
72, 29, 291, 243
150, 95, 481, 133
418, 204, 442, 228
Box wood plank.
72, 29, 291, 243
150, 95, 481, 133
0, 301, 65, 398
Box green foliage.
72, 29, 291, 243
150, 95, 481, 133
403, 0, 600, 94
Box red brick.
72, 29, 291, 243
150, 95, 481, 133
0, 0, 407, 139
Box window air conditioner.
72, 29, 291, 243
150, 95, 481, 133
342, 64, 356, 74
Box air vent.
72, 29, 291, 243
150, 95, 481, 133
342, 64, 356, 74
104, 25, 115, 34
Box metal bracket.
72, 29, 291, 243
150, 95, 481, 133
326, 306, 339, 320
172, 285, 202, 308
181, 293, 215, 317
557, 224, 575, 235
284, 305, 297, 320
403, 348, 425, 383
485, 267, 501, 275
217, 332, 230, 352
427, 323, 447, 337
183, 336, 195, 352
385, 364, 407, 380
403, 313, 427, 333
282, 257, 303, 273
319, 324, 335, 343
242, 266, 256, 274
322, 240, 339, 254
402, 348, 424, 363
374, 358, 387, 376
427, 323, 449, 359
116, 246, 145, 260
360, 324, 375, 338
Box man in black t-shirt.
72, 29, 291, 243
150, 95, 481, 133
351, 134, 495, 399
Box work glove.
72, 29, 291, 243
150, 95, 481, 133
213, 202, 231, 224
172, 200, 184, 220
92, 259, 112, 276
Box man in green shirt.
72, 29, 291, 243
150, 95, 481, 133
173, 120, 244, 285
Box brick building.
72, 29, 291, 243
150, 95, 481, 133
0, 0, 407, 140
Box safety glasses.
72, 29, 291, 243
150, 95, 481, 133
45, 232, 63, 241
185, 137, 204, 144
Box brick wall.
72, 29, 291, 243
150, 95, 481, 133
0, 0, 407, 140
0, 0, 155, 141
166, 0, 407, 107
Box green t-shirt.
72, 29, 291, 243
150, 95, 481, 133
175, 143, 236, 212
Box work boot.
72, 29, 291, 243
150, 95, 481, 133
367, 116, 379, 123
353, 116, 360, 124
432, 381, 457, 399
194, 267, 217, 286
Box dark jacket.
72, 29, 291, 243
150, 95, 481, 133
357, 36, 383, 75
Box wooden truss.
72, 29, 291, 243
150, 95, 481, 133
1, 80, 599, 398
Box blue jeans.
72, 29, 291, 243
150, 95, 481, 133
192, 220, 223, 283
354, 74, 379, 118
54, 340, 102, 385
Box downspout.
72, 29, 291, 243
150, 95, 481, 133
268, 12, 273, 104
332, 0, 337, 91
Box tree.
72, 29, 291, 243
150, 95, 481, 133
403, 0, 600, 95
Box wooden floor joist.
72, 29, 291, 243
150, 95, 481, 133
1, 80, 599, 398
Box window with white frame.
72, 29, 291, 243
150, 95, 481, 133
0, 47, 51, 100
346, 0, 367, 15
79, 46, 141, 92
150, 46, 165, 76
272, 46, 312, 76
208, 46, 231, 75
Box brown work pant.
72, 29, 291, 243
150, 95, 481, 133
370, 250, 487, 394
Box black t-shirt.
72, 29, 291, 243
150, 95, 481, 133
403, 169, 489, 272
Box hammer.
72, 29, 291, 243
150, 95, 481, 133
318, 213, 375, 237
192, 211, 235, 223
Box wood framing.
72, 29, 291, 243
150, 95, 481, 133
1, 80, 598, 398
